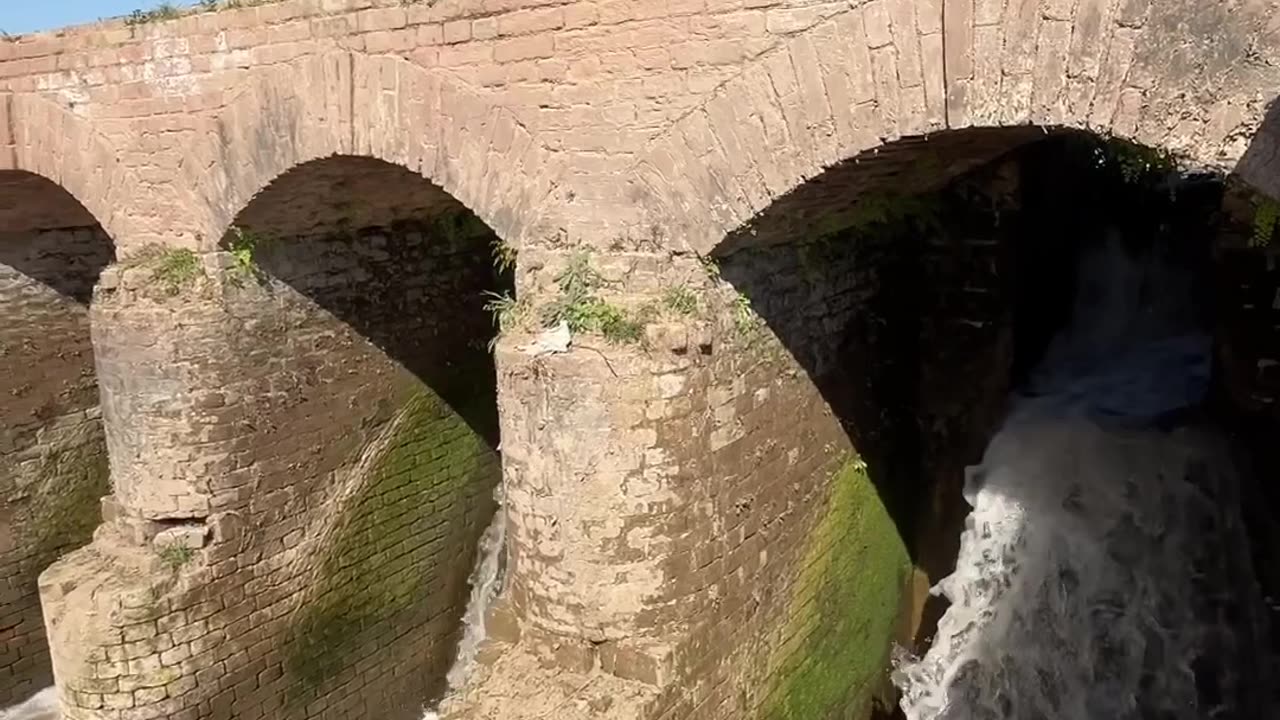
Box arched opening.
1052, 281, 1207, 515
702, 129, 1280, 718
0, 171, 113, 708
215, 156, 512, 717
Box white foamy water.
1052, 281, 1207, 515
893, 232, 1276, 718
0, 688, 57, 720
423, 485, 507, 720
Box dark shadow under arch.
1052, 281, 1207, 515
0, 169, 115, 708
0, 171, 113, 302
226, 155, 512, 443
710, 126, 1244, 657
216, 154, 513, 718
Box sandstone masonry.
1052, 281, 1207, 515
0, 172, 112, 707
2, 1, 1280, 718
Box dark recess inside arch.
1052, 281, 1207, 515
0, 170, 115, 303
709, 128, 1277, 668
224, 155, 513, 445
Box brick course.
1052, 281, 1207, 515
0, 172, 113, 708
1, 1, 1280, 718
41, 157, 506, 720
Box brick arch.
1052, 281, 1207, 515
187, 51, 555, 248
630, 0, 1280, 256
1, 93, 131, 244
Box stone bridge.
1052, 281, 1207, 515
3, 0, 1280, 718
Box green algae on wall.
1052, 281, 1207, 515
284, 383, 501, 700
29, 438, 110, 564
764, 456, 911, 719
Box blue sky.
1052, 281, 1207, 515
1, 1, 197, 35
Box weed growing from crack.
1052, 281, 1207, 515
125, 3, 181, 25
157, 543, 195, 570
492, 239, 517, 274
149, 248, 201, 295
227, 226, 267, 282
662, 286, 699, 316
1252, 198, 1279, 248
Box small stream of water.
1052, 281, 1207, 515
0, 688, 56, 720
422, 486, 508, 720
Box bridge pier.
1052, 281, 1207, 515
39, 258, 294, 720
442, 247, 931, 719
41, 222, 504, 719
0, 218, 112, 708
1, 0, 1277, 715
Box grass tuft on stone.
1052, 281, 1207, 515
539, 251, 646, 345
149, 248, 201, 295
662, 286, 699, 316
156, 543, 195, 570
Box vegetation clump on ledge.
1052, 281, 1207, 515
156, 542, 195, 570
121, 245, 203, 295
485, 251, 655, 346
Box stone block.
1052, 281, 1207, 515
153, 525, 209, 552
484, 602, 522, 644
598, 640, 674, 686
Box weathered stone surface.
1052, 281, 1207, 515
0, 178, 113, 707
1, 3, 1279, 720
40, 158, 508, 720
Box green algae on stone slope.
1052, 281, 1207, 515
283, 383, 501, 701
764, 456, 911, 719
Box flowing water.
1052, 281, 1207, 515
0, 688, 56, 720
892, 231, 1276, 718
422, 486, 508, 720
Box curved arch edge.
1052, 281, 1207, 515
190, 51, 557, 250
627, 2, 1280, 257
0, 92, 131, 246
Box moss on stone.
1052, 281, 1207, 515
283, 382, 501, 700
763, 455, 911, 720
29, 440, 110, 566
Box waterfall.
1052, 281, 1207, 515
892, 231, 1275, 718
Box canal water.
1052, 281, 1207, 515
892, 231, 1276, 718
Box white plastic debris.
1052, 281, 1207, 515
517, 320, 571, 356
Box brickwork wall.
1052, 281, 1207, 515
39, 159, 507, 720
4, 2, 1280, 718
0, 0, 1276, 255
1217, 244, 1280, 409
1215, 182, 1280, 417
1209, 186, 1280, 667
0, 172, 113, 707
